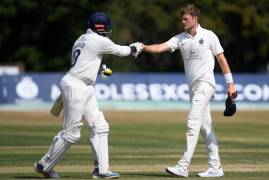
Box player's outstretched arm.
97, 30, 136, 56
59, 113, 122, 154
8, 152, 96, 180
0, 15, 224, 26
141, 42, 170, 54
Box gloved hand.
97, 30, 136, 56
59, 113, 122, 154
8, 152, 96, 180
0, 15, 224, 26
129, 42, 143, 58
99, 64, 112, 80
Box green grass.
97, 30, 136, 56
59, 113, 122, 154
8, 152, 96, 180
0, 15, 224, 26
0, 110, 269, 179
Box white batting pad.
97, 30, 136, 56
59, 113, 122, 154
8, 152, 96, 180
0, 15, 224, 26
98, 133, 109, 174
89, 128, 99, 163
90, 111, 110, 174
40, 131, 71, 172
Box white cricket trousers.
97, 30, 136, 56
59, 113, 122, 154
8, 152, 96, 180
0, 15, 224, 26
180, 82, 221, 168
40, 74, 107, 170
61, 74, 98, 131
61, 74, 110, 174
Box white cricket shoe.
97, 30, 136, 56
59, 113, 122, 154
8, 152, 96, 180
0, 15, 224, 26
92, 167, 120, 179
34, 162, 60, 179
197, 166, 224, 177
166, 163, 189, 177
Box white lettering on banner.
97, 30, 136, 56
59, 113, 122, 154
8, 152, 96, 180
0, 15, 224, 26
235, 84, 244, 101
163, 84, 178, 100
55, 83, 269, 102
111, 84, 122, 100
213, 84, 225, 101
244, 84, 263, 101
136, 83, 149, 100
149, 84, 163, 100
263, 85, 269, 101
122, 84, 135, 100
176, 84, 189, 101
50, 84, 61, 100
95, 83, 150, 101
95, 84, 110, 100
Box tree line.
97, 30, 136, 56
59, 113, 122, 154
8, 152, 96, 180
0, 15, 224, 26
0, 0, 268, 73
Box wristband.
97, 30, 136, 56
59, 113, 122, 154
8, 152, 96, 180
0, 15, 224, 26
224, 73, 233, 84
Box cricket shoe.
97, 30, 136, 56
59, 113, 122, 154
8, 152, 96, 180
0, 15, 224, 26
166, 162, 189, 177
197, 165, 224, 177
92, 167, 120, 179
34, 162, 60, 179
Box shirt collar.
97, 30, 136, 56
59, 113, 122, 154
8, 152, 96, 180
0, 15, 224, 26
185, 24, 202, 37
196, 24, 202, 33
86, 29, 94, 34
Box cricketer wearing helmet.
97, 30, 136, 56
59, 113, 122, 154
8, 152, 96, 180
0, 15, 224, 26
136, 4, 237, 178
34, 12, 142, 179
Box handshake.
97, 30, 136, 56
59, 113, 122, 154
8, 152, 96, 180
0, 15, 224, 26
99, 42, 144, 80
129, 42, 144, 58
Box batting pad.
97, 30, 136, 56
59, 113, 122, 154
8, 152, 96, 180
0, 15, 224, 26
91, 111, 110, 174
98, 132, 109, 174
89, 128, 98, 163
40, 131, 71, 172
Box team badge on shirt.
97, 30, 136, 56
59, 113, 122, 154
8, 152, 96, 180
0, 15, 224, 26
199, 38, 204, 44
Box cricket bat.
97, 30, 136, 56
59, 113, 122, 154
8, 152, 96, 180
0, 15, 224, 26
50, 95, 63, 117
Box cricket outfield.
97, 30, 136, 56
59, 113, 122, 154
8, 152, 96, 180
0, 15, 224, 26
0, 110, 269, 179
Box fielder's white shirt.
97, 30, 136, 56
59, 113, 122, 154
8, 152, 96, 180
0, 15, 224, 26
166, 25, 224, 88
68, 29, 131, 85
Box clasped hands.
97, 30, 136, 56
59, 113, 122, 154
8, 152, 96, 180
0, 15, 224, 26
129, 42, 145, 58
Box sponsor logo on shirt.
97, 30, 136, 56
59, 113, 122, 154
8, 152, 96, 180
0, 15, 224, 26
199, 38, 204, 44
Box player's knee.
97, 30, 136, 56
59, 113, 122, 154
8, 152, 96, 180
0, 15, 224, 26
62, 122, 83, 143
200, 127, 207, 137
200, 123, 210, 133
93, 111, 109, 135
188, 111, 200, 121
187, 119, 201, 136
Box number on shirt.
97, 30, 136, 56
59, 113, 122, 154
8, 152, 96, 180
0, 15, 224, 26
71, 49, 81, 66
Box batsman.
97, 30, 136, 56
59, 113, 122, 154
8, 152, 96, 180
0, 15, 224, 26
34, 12, 141, 179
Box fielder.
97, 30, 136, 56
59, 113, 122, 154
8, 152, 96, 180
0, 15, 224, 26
137, 4, 237, 178
34, 12, 140, 179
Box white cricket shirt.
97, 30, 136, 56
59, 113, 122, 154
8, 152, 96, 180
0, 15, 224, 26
68, 29, 131, 85
166, 25, 224, 88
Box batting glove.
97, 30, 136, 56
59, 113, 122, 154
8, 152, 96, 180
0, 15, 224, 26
98, 64, 112, 80
130, 42, 143, 58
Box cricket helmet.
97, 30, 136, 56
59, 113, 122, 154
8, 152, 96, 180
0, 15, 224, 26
88, 12, 112, 37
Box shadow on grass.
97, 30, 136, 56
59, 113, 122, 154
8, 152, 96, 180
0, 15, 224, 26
121, 171, 211, 179
14, 176, 41, 179
14, 175, 74, 179
121, 172, 177, 178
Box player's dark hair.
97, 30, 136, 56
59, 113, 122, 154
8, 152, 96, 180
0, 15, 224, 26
180, 4, 200, 18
